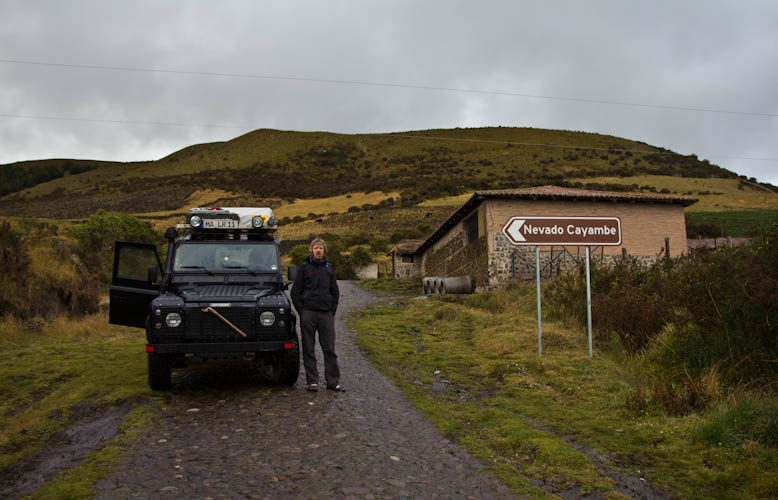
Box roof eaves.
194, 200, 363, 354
414, 193, 484, 256
477, 189, 698, 207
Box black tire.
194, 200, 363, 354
272, 336, 300, 385
148, 353, 172, 390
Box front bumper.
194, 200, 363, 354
147, 341, 293, 355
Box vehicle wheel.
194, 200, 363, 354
271, 337, 300, 385
148, 353, 172, 390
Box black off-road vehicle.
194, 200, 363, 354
109, 207, 299, 390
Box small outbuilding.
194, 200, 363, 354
412, 186, 697, 290
386, 239, 424, 279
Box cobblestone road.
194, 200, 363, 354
93, 281, 518, 500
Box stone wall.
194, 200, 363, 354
392, 255, 421, 279
423, 230, 489, 288
489, 232, 659, 287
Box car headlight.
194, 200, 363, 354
189, 215, 201, 228
267, 215, 277, 226
260, 311, 275, 326
165, 312, 182, 328
252, 216, 264, 228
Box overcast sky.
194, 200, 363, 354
1, 0, 777, 184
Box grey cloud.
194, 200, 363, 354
1, 0, 776, 183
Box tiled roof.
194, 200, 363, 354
476, 185, 698, 206
414, 185, 698, 256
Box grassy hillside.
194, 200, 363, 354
0, 127, 750, 220
0, 158, 123, 197
569, 175, 778, 212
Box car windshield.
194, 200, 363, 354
174, 242, 279, 273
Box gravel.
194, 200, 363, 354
92, 281, 519, 499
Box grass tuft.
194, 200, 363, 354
693, 394, 778, 449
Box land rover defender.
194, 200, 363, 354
109, 207, 299, 390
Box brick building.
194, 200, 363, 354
410, 186, 697, 290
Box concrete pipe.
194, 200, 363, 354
424, 276, 443, 294
422, 277, 432, 295
441, 276, 475, 294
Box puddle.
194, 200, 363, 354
520, 413, 672, 499
0, 402, 133, 499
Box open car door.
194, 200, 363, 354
109, 242, 163, 328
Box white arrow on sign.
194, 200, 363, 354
505, 219, 526, 242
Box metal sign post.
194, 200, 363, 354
585, 246, 593, 357
536, 246, 542, 355
501, 216, 622, 357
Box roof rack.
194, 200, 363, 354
176, 207, 278, 232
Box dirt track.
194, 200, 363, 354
91, 281, 518, 499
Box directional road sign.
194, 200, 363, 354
502, 216, 621, 246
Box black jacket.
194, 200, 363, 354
290, 257, 339, 314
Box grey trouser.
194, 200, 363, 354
300, 309, 340, 387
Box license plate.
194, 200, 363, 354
203, 219, 237, 229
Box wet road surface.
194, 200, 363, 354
92, 281, 518, 500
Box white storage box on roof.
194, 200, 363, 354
181, 207, 278, 230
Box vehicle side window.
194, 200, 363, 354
117, 246, 159, 280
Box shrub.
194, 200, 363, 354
686, 220, 721, 239
0, 221, 101, 318
416, 223, 432, 235
0, 221, 29, 316
662, 232, 778, 384
592, 285, 667, 353
288, 244, 310, 266
69, 209, 161, 254
626, 339, 725, 416
693, 394, 778, 449
68, 210, 162, 283
389, 231, 405, 243
328, 244, 356, 280
349, 245, 373, 268
543, 268, 587, 326
546, 224, 778, 396
390, 229, 424, 243
369, 237, 389, 254
346, 232, 371, 247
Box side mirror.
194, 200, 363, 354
147, 265, 159, 284
287, 265, 297, 281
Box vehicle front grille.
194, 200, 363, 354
185, 306, 255, 342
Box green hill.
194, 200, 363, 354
2, 126, 760, 220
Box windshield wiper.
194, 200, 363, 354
180, 265, 214, 276
223, 265, 259, 276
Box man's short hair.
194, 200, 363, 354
309, 237, 327, 253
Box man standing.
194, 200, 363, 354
290, 238, 344, 392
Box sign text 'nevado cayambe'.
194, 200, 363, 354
502, 216, 622, 246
